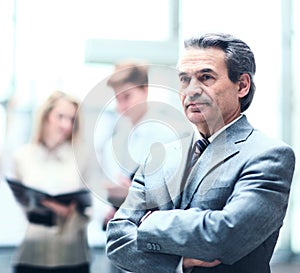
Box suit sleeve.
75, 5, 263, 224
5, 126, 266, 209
106, 168, 182, 273
136, 144, 295, 265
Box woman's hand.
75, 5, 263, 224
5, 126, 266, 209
183, 257, 221, 269
41, 199, 76, 218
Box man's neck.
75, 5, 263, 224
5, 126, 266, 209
130, 108, 148, 125
208, 114, 243, 142
194, 114, 243, 142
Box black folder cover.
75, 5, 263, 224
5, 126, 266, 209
6, 177, 91, 226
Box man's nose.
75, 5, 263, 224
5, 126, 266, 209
184, 77, 203, 97
116, 101, 127, 113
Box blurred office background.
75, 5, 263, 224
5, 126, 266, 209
0, 0, 300, 272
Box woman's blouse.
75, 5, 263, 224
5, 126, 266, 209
11, 142, 91, 267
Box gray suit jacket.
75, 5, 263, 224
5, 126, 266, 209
106, 116, 295, 273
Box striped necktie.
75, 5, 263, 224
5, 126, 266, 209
177, 137, 210, 208
189, 138, 210, 169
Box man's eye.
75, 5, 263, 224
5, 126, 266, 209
179, 76, 190, 83
202, 74, 213, 81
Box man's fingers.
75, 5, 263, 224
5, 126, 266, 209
183, 258, 221, 268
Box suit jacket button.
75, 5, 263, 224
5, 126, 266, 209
147, 243, 152, 250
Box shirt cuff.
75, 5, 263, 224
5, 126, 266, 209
176, 258, 193, 273
175, 258, 184, 273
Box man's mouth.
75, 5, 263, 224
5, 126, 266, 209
186, 101, 209, 111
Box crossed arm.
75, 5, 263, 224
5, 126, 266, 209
106, 145, 295, 273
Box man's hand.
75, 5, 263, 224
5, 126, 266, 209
183, 258, 221, 269
105, 174, 131, 207
102, 207, 117, 230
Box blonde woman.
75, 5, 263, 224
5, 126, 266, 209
10, 91, 91, 273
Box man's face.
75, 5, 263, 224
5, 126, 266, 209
114, 83, 148, 123
178, 47, 247, 136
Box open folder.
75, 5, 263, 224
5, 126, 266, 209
6, 177, 92, 226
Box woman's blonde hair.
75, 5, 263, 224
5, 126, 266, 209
32, 90, 81, 144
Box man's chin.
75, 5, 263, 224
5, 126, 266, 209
186, 112, 207, 124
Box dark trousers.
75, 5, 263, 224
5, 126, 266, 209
14, 263, 90, 273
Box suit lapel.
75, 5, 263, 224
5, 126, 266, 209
179, 116, 253, 209
163, 134, 194, 208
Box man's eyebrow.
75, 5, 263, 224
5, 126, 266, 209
178, 68, 215, 77
200, 68, 214, 73
178, 71, 188, 77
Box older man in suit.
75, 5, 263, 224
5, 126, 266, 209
106, 33, 295, 273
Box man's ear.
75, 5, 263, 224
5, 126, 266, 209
237, 73, 251, 98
